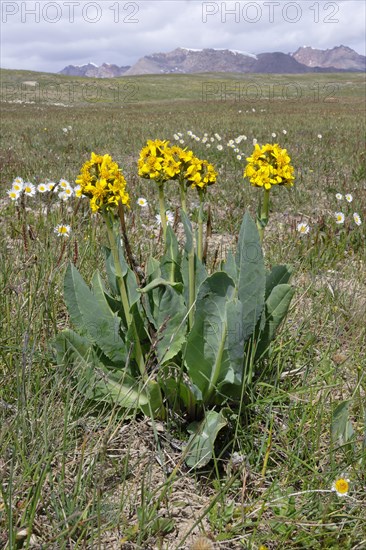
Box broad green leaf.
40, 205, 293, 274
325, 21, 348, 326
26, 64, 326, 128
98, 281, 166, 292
331, 400, 354, 445
181, 210, 193, 254
221, 250, 237, 283
64, 264, 127, 364
185, 410, 228, 468
158, 366, 199, 418
55, 329, 155, 412
235, 212, 266, 340
265, 265, 293, 299
142, 280, 187, 364
146, 256, 160, 280
104, 244, 140, 306
160, 225, 182, 284
185, 272, 236, 402
181, 254, 207, 308
255, 284, 295, 360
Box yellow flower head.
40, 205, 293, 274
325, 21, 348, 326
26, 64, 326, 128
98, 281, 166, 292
75, 152, 129, 213
244, 143, 295, 190
332, 476, 350, 497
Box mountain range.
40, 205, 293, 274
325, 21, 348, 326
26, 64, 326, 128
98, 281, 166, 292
59, 46, 366, 77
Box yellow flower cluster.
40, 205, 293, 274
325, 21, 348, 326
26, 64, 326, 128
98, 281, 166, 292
244, 143, 295, 190
138, 139, 217, 189
76, 152, 129, 213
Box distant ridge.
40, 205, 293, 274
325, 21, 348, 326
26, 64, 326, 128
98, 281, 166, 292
59, 46, 365, 77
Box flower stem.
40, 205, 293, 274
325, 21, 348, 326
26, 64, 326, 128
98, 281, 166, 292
197, 189, 205, 262
257, 188, 271, 244
179, 179, 187, 214
104, 212, 145, 377
188, 248, 195, 331
158, 183, 167, 240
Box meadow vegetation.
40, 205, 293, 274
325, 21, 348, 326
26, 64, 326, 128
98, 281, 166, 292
0, 70, 365, 549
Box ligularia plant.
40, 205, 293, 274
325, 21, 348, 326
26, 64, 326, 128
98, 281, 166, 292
55, 143, 295, 468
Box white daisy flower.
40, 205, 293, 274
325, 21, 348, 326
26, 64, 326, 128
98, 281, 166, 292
7, 189, 20, 201
331, 476, 350, 497
271, 132, 276, 138
234, 148, 239, 153
194, 136, 200, 141
353, 212, 362, 226
156, 210, 174, 227
210, 137, 215, 142
335, 212, 345, 224
335, 193, 343, 200
58, 191, 70, 201
297, 222, 310, 235
282, 129, 287, 134
54, 224, 71, 237
173, 134, 179, 140
236, 155, 242, 160
206, 143, 211, 148
63, 187, 73, 197
59, 179, 71, 190
214, 133, 221, 141
317, 134, 322, 139
179, 139, 184, 144
37, 183, 48, 193
252, 108, 256, 112
12, 177, 24, 192
46, 182, 56, 191
23, 183, 36, 196
137, 197, 148, 207
345, 194, 353, 203
202, 137, 207, 143
187, 131, 193, 136
217, 144, 223, 151
253, 138, 257, 146
67, 125, 72, 131
62, 127, 68, 133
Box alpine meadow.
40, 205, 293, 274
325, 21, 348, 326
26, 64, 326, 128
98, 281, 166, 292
0, 70, 365, 549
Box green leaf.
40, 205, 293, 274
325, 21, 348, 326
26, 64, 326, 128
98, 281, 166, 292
255, 284, 295, 360
104, 244, 140, 306
221, 250, 237, 283
64, 264, 127, 364
160, 225, 182, 284
265, 265, 293, 299
185, 410, 228, 468
185, 272, 237, 402
181, 210, 193, 254
142, 279, 187, 364
235, 212, 266, 340
331, 400, 354, 445
55, 329, 158, 413
158, 366, 199, 418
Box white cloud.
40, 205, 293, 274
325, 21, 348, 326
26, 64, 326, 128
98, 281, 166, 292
0, 0, 364, 72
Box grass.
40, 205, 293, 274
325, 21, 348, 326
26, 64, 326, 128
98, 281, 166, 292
0, 69, 365, 549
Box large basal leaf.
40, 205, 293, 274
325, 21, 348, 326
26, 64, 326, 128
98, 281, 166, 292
104, 243, 140, 307
185, 410, 228, 468
64, 264, 127, 365
255, 283, 295, 361
141, 279, 187, 364
158, 365, 198, 418
160, 225, 182, 284
235, 212, 266, 340
265, 264, 293, 299
54, 329, 148, 411
185, 272, 237, 402
221, 250, 238, 283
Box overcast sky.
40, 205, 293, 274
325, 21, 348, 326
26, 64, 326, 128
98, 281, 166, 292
1, 0, 365, 72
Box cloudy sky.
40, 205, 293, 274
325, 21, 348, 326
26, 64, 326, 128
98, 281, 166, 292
1, 0, 365, 72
